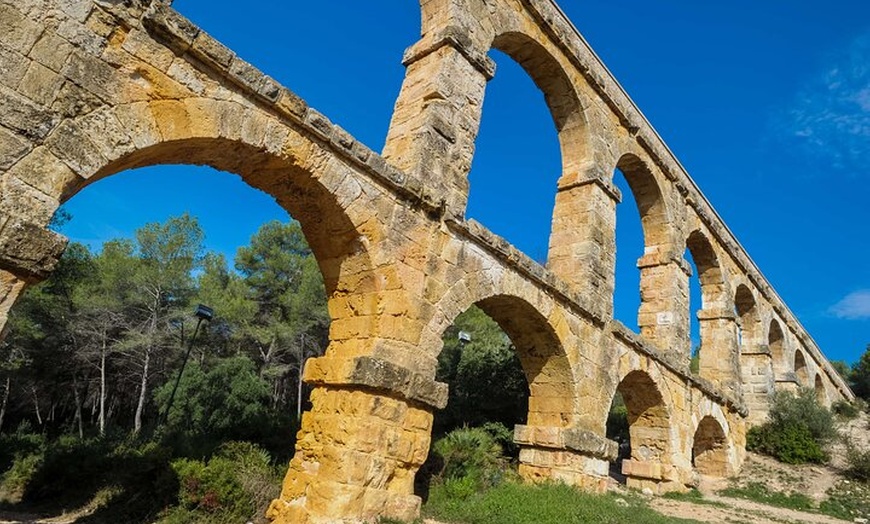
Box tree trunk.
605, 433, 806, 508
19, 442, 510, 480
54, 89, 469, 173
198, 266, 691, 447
73, 373, 83, 439
0, 376, 10, 433
134, 295, 160, 435
99, 337, 107, 436
133, 348, 150, 434
32, 386, 42, 426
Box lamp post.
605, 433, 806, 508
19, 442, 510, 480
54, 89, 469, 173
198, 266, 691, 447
161, 304, 213, 427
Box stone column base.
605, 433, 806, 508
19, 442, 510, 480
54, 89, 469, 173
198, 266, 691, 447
621, 459, 690, 494
519, 448, 610, 492
514, 425, 618, 493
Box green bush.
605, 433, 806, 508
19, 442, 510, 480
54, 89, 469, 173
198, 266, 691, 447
832, 399, 863, 419
746, 389, 836, 464
433, 427, 503, 482
746, 422, 828, 464
164, 441, 279, 523
845, 445, 870, 483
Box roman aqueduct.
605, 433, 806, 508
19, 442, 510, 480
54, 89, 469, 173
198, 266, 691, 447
0, 0, 855, 522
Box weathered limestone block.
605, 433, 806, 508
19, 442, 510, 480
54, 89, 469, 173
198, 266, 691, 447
548, 167, 619, 319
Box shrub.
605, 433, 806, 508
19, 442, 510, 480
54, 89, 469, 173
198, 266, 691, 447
747, 389, 836, 464
845, 445, 870, 483
431, 426, 508, 492
832, 399, 861, 419
166, 441, 279, 523
747, 422, 828, 464
434, 427, 500, 479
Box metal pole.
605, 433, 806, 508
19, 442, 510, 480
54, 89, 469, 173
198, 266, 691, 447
161, 316, 203, 427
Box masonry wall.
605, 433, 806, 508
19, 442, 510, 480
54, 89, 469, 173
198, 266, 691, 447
0, 1, 854, 523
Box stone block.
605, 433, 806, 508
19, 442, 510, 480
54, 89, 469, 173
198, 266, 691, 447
0, 216, 67, 279
4, 146, 80, 200
18, 61, 64, 106
61, 49, 118, 103
190, 31, 234, 69
0, 127, 31, 171
28, 31, 74, 72
0, 85, 58, 140
45, 120, 108, 178
0, 47, 29, 89
0, 4, 43, 54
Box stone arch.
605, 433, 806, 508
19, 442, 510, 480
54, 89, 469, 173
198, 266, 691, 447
692, 415, 730, 477
685, 230, 728, 314
794, 349, 809, 386
490, 31, 589, 180
474, 294, 574, 427
24, 100, 387, 329
424, 267, 579, 428
814, 374, 828, 406
612, 370, 672, 463
734, 284, 760, 353
685, 230, 737, 389
768, 319, 786, 375
615, 153, 670, 251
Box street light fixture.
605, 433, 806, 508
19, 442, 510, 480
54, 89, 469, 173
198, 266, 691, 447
161, 303, 213, 427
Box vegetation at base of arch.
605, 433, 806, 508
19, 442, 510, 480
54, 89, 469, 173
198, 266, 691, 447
434, 306, 529, 437
0, 214, 326, 522
746, 389, 837, 464
423, 481, 699, 524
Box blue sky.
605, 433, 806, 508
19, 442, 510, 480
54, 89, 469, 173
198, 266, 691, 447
61, 1, 869, 365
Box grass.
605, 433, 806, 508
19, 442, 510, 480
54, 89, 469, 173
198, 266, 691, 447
423, 481, 700, 524
718, 482, 814, 512
719, 479, 870, 522
662, 488, 726, 508
818, 479, 870, 521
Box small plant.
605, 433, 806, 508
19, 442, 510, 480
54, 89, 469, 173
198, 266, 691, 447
832, 399, 861, 419
819, 479, 870, 520
432, 426, 504, 483
844, 443, 870, 483
719, 481, 814, 511
166, 441, 279, 523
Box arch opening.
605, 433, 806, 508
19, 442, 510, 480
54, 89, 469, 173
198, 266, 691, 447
734, 284, 759, 353
769, 320, 785, 375
83, 137, 374, 302
684, 230, 728, 378
692, 416, 729, 477
467, 31, 587, 262
1, 158, 340, 519
612, 168, 642, 332
814, 374, 827, 405
794, 349, 809, 386
606, 370, 671, 485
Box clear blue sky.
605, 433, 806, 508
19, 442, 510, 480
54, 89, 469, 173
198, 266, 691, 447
61, 1, 869, 365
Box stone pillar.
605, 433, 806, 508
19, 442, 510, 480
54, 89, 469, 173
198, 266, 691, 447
383, 34, 494, 220
513, 425, 617, 493
0, 217, 68, 334
267, 355, 447, 524
547, 167, 620, 320
697, 308, 740, 397
636, 252, 691, 359
739, 345, 774, 426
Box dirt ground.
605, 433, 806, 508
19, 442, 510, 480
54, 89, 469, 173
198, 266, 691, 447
649, 411, 870, 524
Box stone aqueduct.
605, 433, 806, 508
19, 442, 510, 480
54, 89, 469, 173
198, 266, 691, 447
0, 0, 855, 522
